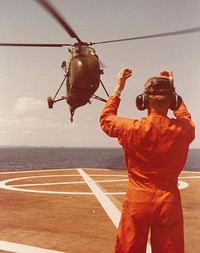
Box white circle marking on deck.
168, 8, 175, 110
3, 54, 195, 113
0, 171, 127, 195
0, 169, 196, 195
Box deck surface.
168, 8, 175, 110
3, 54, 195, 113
0, 168, 199, 253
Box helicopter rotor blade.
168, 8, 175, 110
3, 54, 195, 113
0, 43, 71, 47
35, 0, 82, 44
92, 26, 200, 45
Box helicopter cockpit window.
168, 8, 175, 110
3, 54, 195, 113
71, 46, 97, 58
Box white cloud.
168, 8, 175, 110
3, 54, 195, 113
14, 97, 45, 114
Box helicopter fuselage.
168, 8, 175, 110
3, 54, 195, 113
66, 45, 101, 116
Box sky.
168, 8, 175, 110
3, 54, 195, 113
0, 0, 200, 148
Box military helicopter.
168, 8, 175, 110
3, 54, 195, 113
1, 0, 200, 122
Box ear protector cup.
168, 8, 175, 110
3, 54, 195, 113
170, 94, 182, 110
136, 94, 149, 110
136, 93, 182, 111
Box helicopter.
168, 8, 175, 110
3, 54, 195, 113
47, 42, 107, 122
1, 0, 200, 122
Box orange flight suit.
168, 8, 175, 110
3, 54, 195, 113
100, 95, 195, 253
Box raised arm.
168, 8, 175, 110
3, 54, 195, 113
100, 68, 132, 137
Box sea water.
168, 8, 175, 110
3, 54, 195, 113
0, 147, 199, 172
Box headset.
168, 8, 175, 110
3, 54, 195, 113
136, 77, 182, 111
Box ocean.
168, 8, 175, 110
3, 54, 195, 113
0, 147, 199, 172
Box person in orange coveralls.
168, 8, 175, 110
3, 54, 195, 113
100, 68, 195, 253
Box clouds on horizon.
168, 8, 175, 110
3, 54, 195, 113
0, 96, 106, 147
14, 97, 45, 115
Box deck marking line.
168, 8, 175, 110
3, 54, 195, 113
178, 180, 189, 190
179, 176, 200, 179
0, 240, 65, 253
11, 178, 128, 188
77, 168, 121, 228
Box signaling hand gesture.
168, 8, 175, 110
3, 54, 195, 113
114, 68, 132, 96
159, 70, 174, 85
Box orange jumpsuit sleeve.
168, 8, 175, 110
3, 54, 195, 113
100, 95, 135, 144
100, 95, 120, 137
173, 100, 195, 141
